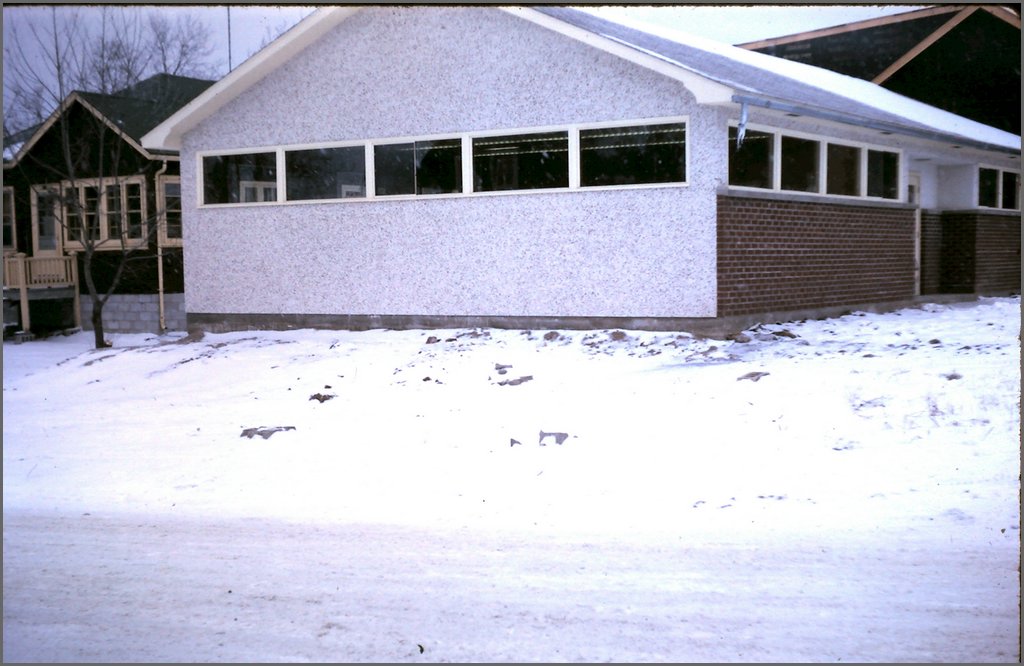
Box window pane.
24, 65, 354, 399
867, 149, 899, 199
164, 182, 182, 239
107, 184, 123, 238
2, 189, 13, 248
38, 191, 59, 250
203, 153, 276, 204
826, 144, 860, 196
126, 183, 143, 238
978, 168, 998, 207
84, 186, 100, 240
1000, 171, 1020, 209
287, 146, 366, 201
374, 143, 415, 196
473, 131, 569, 192
728, 127, 773, 189
415, 139, 462, 195
581, 123, 686, 187
780, 136, 819, 193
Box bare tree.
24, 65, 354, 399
149, 13, 217, 79
4, 7, 214, 348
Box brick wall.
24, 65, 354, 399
919, 212, 944, 295
717, 195, 916, 317
971, 213, 1021, 294
938, 212, 978, 293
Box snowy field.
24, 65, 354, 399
3, 296, 1021, 662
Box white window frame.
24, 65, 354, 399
3, 186, 16, 253
727, 121, 904, 202
977, 165, 1021, 211
157, 175, 183, 248
197, 147, 281, 207
196, 115, 691, 208
58, 176, 149, 251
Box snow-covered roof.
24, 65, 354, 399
540, 7, 1020, 155
141, 6, 1021, 156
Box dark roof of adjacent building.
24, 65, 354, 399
79, 74, 216, 144
4, 73, 215, 164
738, 5, 1021, 134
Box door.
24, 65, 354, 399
31, 187, 63, 257
908, 172, 921, 296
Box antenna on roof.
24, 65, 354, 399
227, 7, 233, 72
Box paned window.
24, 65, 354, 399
867, 149, 899, 199
3, 187, 15, 251
580, 122, 686, 186
979, 167, 1022, 209
66, 185, 101, 242
287, 146, 366, 201
60, 179, 147, 247
32, 188, 60, 252
164, 181, 182, 240
826, 143, 860, 196
473, 131, 569, 192
978, 168, 999, 207
728, 127, 773, 189
374, 139, 462, 196
780, 136, 819, 193
203, 152, 277, 204
1001, 171, 1021, 210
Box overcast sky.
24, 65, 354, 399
3, 3, 929, 132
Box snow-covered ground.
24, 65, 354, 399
3, 296, 1021, 662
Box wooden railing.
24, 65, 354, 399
4, 253, 77, 289
3, 252, 81, 332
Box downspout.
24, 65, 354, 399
155, 160, 168, 334
736, 101, 749, 148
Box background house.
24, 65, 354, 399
3, 73, 214, 337
740, 4, 1021, 135
141, 7, 1020, 336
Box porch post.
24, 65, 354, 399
69, 251, 81, 330
16, 253, 30, 332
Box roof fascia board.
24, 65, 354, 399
502, 7, 735, 105
732, 93, 1020, 156
142, 7, 359, 151
983, 5, 1021, 28
738, 5, 965, 49
872, 7, 977, 84
7, 91, 154, 166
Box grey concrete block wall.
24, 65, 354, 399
80, 293, 186, 333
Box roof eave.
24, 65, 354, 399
142, 7, 359, 152
503, 7, 736, 105
733, 94, 1022, 157
6, 91, 156, 167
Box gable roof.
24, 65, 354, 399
5, 73, 214, 166
140, 6, 1021, 157
735, 5, 1021, 135
738, 4, 1020, 54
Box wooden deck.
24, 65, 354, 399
3, 253, 81, 332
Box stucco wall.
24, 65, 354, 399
179, 7, 724, 321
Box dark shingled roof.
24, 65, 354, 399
77, 73, 215, 147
